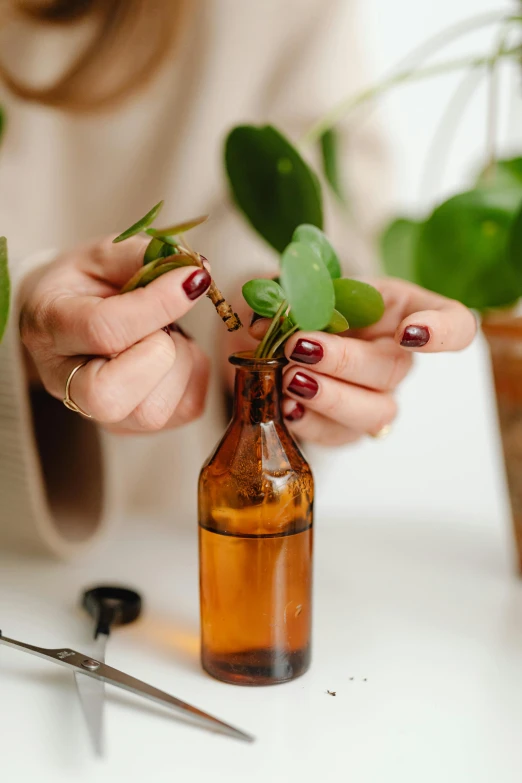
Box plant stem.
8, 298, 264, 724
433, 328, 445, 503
267, 324, 298, 358
255, 301, 287, 358
301, 44, 522, 146
484, 26, 511, 179
178, 239, 242, 331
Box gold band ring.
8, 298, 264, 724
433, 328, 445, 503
370, 424, 392, 440
63, 360, 93, 419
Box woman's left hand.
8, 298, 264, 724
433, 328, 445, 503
249, 278, 477, 446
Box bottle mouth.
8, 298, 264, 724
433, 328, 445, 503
228, 350, 288, 368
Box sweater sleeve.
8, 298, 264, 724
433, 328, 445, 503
0, 249, 110, 558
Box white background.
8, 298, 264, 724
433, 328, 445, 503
316, 0, 519, 550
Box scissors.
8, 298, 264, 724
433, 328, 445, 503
0, 586, 253, 754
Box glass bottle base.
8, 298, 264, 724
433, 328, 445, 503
202, 646, 311, 686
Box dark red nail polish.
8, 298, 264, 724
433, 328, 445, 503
290, 338, 324, 365
288, 372, 318, 400
182, 268, 211, 300
162, 326, 170, 335
400, 325, 430, 348
250, 311, 263, 326
285, 402, 305, 422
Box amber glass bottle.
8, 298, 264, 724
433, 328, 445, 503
198, 352, 314, 685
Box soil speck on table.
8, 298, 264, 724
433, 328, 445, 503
326, 690, 336, 696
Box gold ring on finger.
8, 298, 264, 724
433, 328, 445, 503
63, 360, 93, 419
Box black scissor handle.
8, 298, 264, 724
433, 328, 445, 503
81, 586, 142, 639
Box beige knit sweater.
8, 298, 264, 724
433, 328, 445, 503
0, 0, 388, 557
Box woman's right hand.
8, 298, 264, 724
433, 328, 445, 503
19, 236, 211, 433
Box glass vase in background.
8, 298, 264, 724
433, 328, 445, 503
198, 352, 314, 685
483, 313, 522, 573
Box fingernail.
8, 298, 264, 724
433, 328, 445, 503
162, 326, 170, 335
290, 338, 324, 365
182, 268, 211, 300
400, 325, 430, 348
250, 311, 263, 326
284, 402, 305, 422
287, 372, 318, 400
169, 323, 192, 339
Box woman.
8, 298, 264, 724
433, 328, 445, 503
0, 0, 476, 556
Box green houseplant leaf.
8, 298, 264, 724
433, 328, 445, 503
225, 125, 323, 253
292, 224, 342, 279
113, 200, 164, 243
380, 217, 421, 282
320, 128, 344, 202
333, 278, 384, 329
280, 242, 334, 331
476, 157, 522, 191
242, 279, 285, 318
0, 237, 9, 342
324, 309, 349, 333
143, 237, 175, 264
146, 214, 208, 238
416, 188, 522, 309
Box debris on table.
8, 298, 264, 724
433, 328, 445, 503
326, 690, 336, 696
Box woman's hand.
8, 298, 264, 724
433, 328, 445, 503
250, 278, 477, 446
19, 236, 211, 433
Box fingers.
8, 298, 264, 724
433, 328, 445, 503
281, 398, 362, 447
283, 332, 412, 392
48, 265, 211, 357
53, 330, 178, 423
283, 366, 397, 436
109, 331, 209, 432
352, 279, 477, 352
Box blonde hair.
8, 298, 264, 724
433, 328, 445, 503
0, 0, 186, 111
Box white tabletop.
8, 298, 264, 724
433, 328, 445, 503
1, 505, 522, 783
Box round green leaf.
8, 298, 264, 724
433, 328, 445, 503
113, 201, 164, 243
324, 309, 349, 333
292, 224, 342, 279
380, 217, 421, 282
225, 125, 323, 253
280, 242, 334, 331
416, 188, 522, 309
0, 237, 10, 343
242, 279, 285, 318
333, 279, 384, 329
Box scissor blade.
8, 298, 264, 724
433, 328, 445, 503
0, 633, 254, 743
74, 672, 105, 756
101, 661, 254, 742
74, 633, 107, 757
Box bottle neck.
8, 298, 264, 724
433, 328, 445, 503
232, 365, 283, 424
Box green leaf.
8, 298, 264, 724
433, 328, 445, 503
242, 279, 285, 318
143, 237, 171, 264
333, 279, 384, 329
113, 201, 164, 243
0, 237, 10, 343
416, 188, 522, 310
225, 124, 323, 252
320, 128, 344, 202
324, 309, 349, 333
476, 157, 522, 190
292, 224, 342, 279
147, 214, 208, 237
380, 217, 421, 282
145, 229, 179, 247
280, 242, 334, 331
121, 253, 194, 294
